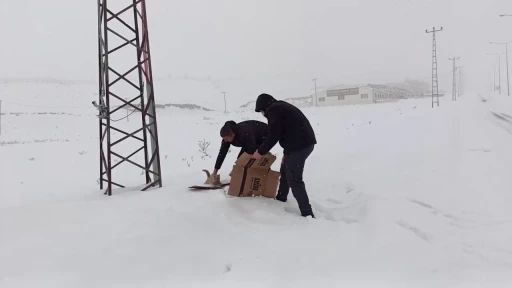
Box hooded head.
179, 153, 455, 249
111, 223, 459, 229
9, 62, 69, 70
255, 93, 277, 115
220, 120, 237, 142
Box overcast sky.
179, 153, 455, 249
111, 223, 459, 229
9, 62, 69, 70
1, 0, 512, 108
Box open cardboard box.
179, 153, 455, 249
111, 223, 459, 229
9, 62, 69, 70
227, 152, 280, 198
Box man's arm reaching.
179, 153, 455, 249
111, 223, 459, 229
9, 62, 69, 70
213, 140, 230, 174
257, 109, 282, 155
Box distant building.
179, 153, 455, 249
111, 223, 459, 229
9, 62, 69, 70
312, 80, 432, 107
236, 79, 435, 110
315, 85, 374, 107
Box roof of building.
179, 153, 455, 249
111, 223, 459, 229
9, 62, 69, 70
325, 83, 366, 90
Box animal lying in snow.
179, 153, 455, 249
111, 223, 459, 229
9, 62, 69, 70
202, 169, 222, 186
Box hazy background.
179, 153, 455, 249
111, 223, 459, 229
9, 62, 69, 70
1, 0, 511, 110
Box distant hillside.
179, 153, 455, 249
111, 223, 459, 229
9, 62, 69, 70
155, 103, 213, 112
0, 79, 215, 112
238, 95, 312, 111
0, 77, 93, 85
116, 102, 213, 112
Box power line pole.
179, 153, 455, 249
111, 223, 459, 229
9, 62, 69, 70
488, 53, 502, 94
221, 92, 227, 113
0, 100, 2, 136
449, 57, 460, 101
490, 41, 511, 96
312, 78, 318, 107
499, 55, 502, 95
426, 26, 443, 108
491, 69, 494, 92
494, 67, 497, 92
96, 0, 163, 196
507, 46, 509, 96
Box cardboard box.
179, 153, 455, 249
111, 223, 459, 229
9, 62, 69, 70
227, 152, 280, 198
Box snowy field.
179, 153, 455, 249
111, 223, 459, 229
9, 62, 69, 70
1, 88, 512, 287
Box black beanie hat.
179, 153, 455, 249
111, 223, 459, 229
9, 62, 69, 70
220, 120, 237, 137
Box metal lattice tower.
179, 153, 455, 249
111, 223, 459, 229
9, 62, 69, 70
449, 57, 460, 101
96, 0, 163, 196
426, 27, 443, 108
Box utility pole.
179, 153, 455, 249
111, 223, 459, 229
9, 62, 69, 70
499, 55, 502, 95
491, 70, 494, 92
426, 27, 443, 108
221, 92, 227, 113
449, 57, 460, 101
488, 53, 502, 94
96, 0, 163, 196
494, 67, 497, 92
312, 78, 318, 107
507, 46, 509, 96
490, 41, 511, 96
0, 100, 2, 136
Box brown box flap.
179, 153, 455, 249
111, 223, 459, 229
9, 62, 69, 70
263, 170, 280, 198
234, 152, 276, 170
252, 170, 279, 198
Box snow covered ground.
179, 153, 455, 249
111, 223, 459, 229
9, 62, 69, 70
1, 90, 512, 287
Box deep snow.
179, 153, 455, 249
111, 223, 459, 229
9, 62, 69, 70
1, 89, 512, 287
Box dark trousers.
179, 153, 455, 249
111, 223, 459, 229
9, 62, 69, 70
277, 145, 315, 216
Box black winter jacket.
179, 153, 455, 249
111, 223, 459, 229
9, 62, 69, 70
255, 93, 317, 155
214, 120, 268, 170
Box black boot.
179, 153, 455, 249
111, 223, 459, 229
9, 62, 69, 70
301, 210, 315, 218
275, 194, 287, 203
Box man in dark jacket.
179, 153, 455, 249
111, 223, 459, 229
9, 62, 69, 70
252, 93, 317, 218
212, 120, 268, 177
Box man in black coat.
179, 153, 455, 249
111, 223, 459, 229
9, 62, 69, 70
212, 120, 268, 177
252, 93, 317, 218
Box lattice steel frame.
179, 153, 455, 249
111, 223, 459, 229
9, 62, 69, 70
449, 57, 460, 101
97, 0, 162, 196
426, 27, 442, 108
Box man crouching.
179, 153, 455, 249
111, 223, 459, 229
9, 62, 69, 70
208, 120, 268, 181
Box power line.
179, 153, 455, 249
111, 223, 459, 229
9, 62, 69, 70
109, 103, 141, 122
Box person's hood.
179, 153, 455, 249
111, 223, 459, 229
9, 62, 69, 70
255, 93, 277, 112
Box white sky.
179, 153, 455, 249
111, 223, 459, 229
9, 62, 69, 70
1, 0, 511, 108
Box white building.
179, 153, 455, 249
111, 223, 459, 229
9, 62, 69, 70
314, 85, 374, 107
312, 83, 416, 107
